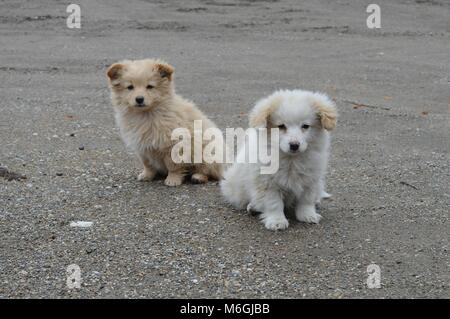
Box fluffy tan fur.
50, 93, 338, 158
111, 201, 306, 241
106, 58, 222, 186
312, 100, 337, 131
249, 95, 283, 128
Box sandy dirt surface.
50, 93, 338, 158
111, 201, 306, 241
0, 0, 449, 298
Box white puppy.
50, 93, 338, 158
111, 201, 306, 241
220, 89, 337, 230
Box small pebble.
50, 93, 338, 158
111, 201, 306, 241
70, 221, 93, 228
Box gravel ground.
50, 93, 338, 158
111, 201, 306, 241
0, 0, 449, 298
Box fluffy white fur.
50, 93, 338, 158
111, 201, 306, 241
220, 89, 337, 230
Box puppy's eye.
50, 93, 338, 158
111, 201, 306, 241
302, 124, 310, 129
127, 85, 134, 90
278, 124, 286, 130
146, 85, 154, 89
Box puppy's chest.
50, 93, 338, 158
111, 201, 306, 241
273, 160, 314, 194
116, 112, 173, 152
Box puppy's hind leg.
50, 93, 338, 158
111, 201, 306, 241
315, 177, 331, 204
220, 171, 248, 210
320, 190, 332, 199
190, 164, 212, 184
191, 173, 208, 184
206, 162, 223, 181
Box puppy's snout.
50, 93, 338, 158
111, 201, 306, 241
289, 142, 300, 152
135, 96, 145, 105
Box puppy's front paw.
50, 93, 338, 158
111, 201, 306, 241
296, 205, 322, 224
164, 174, 183, 187
262, 214, 289, 231
138, 170, 155, 182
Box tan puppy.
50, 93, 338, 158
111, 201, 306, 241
106, 59, 222, 186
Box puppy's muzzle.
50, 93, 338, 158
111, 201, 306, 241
289, 142, 300, 152
135, 96, 145, 107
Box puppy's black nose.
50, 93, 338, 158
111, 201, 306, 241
135, 96, 145, 105
289, 143, 300, 151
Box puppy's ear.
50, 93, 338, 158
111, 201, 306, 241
312, 94, 337, 131
249, 95, 283, 128
156, 62, 174, 81
106, 63, 124, 82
